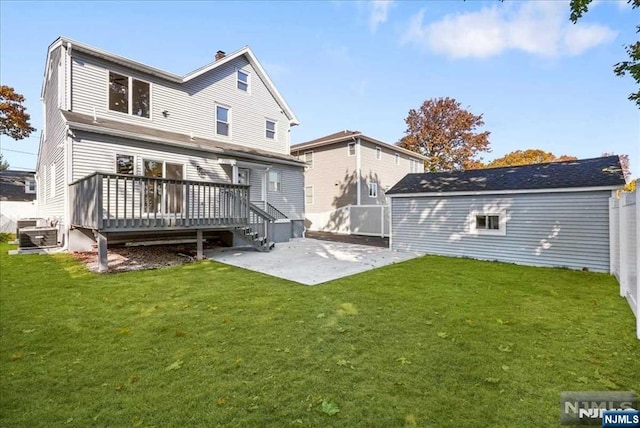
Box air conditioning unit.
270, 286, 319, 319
16, 219, 39, 236
19, 227, 58, 249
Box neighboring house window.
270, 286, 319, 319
116, 154, 135, 175
108, 72, 150, 118
50, 162, 57, 198
348, 143, 355, 156
268, 170, 281, 192
395, 153, 399, 165
265, 120, 276, 139
305, 185, 313, 205
368, 182, 378, 198
469, 210, 507, 236
216, 105, 230, 136
304, 151, 313, 168
25, 179, 36, 194
376, 147, 381, 160
410, 158, 421, 173
237, 69, 249, 92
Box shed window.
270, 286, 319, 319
469, 211, 507, 236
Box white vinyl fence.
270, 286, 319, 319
306, 205, 389, 237
0, 200, 38, 233
609, 189, 639, 339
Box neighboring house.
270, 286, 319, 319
290, 130, 426, 235
0, 170, 38, 233
387, 156, 626, 272
37, 37, 304, 269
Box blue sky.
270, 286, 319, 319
1, 1, 638, 176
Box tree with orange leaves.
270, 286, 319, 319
398, 97, 491, 172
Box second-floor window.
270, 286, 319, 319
108, 72, 150, 118
348, 142, 355, 156
237, 70, 249, 91
216, 105, 230, 136
395, 153, 399, 165
376, 147, 382, 160
265, 120, 276, 139
304, 151, 314, 168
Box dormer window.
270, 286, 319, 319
237, 69, 249, 92
108, 72, 150, 118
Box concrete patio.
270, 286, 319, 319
205, 238, 422, 285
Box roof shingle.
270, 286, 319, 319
386, 156, 625, 195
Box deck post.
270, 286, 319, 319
96, 231, 108, 273
196, 229, 203, 260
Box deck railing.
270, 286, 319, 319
69, 172, 250, 232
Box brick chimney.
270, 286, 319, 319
215, 50, 226, 61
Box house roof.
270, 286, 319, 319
0, 170, 36, 202
386, 156, 626, 196
61, 111, 305, 167
42, 37, 299, 125
291, 130, 428, 160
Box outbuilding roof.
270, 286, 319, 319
386, 156, 625, 195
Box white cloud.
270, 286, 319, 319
402, 1, 617, 59
369, 0, 395, 33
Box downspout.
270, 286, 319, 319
61, 126, 72, 251
356, 137, 361, 206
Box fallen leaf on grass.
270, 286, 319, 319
165, 359, 183, 371
484, 377, 501, 384
117, 327, 130, 335
437, 332, 448, 339
498, 344, 512, 353
216, 397, 227, 406
129, 375, 140, 384
319, 400, 340, 416
22, 329, 35, 334
10, 353, 24, 361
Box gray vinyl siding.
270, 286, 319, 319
71, 131, 229, 182
70, 52, 291, 154
291, 142, 357, 213
266, 165, 305, 220
391, 191, 612, 272
359, 140, 423, 205
37, 45, 67, 229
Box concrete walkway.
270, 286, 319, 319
205, 238, 422, 285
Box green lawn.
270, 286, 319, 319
0, 244, 638, 427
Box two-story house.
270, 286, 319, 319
37, 37, 305, 270
290, 130, 426, 236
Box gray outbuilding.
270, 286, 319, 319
386, 156, 626, 272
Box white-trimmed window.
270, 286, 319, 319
237, 69, 249, 92
25, 179, 36, 194
265, 120, 276, 139
304, 151, 314, 168
116, 154, 135, 175
376, 147, 382, 160
348, 142, 355, 156
368, 182, 378, 198
268, 170, 281, 192
108, 71, 150, 118
305, 185, 314, 205
469, 210, 507, 236
410, 158, 421, 173
395, 153, 399, 165
216, 105, 230, 136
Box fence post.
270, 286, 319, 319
635, 189, 640, 339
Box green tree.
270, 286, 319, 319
0, 85, 36, 140
398, 97, 491, 172
0, 153, 8, 170
570, 0, 640, 107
